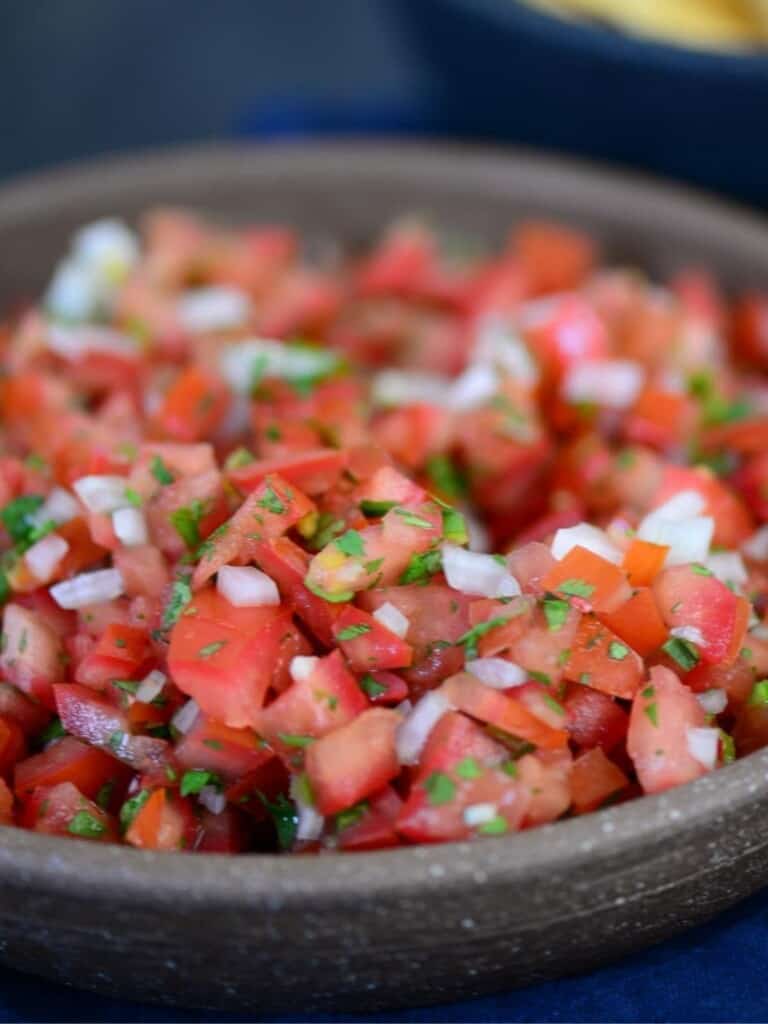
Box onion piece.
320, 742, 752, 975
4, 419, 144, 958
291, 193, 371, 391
686, 726, 719, 769
29, 487, 80, 528
290, 656, 319, 684
198, 786, 227, 815
112, 507, 149, 547
639, 490, 706, 529
467, 658, 527, 688
670, 625, 705, 646
743, 526, 768, 562
396, 691, 453, 765
697, 689, 727, 716
135, 670, 167, 705
441, 543, 521, 598
705, 551, 748, 588
24, 533, 69, 583
638, 515, 714, 567
448, 363, 498, 411
463, 802, 498, 827
47, 324, 139, 362
551, 523, 622, 564
372, 602, 410, 639
562, 359, 644, 409
371, 369, 449, 408
73, 218, 139, 278
73, 475, 131, 514
171, 699, 200, 735
221, 339, 340, 395
217, 565, 280, 607
45, 261, 106, 322
178, 286, 252, 333
290, 776, 324, 842
49, 568, 125, 609
471, 315, 539, 384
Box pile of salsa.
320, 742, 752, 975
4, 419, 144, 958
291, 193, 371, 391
1, 210, 768, 853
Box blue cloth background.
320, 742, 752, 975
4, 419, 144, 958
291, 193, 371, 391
3, 99, 768, 1023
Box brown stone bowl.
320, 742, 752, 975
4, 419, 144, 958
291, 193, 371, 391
1, 142, 768, 1015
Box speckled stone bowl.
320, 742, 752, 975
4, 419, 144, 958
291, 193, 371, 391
2, 143, 768, 1014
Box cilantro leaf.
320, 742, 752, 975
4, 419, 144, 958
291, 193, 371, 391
151, 455, 175, 485
162, 574, 192, 631
335, 529, 365, 557
336, 623, 372, 641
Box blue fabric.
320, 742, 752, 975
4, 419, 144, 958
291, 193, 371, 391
4, 96, 767, 1023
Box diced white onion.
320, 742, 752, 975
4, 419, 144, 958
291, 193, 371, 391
29, 487, 79, 528
396, 690, 453, 765
471, 315, 539, 384
551, 523, 622, 565
373, 601, 410, 639
743, 526, 768, 562
441, 543, 521, 599
562, 359, 644, 410
686, 726, 719, 769
290, 656, 319, 684
49, 568, 125, 609
705, 551, 748, 588
73, 475, 131, 514
638, 516, 714, 567
47, 323, 139, 361
448, 363, 499, 411
73, 218, 139, 279
217, 565, 280, 607
467, 657, 527, 688
697, 689, 728, 716
290, 777, 324, 841
112, 507, 149, 547
751, 624, 768, 642
463, 802, 498, 827
670, 625, 705, 646
395, 699, 413, 716
136, 669, 167, 705
198, 786, 227, 815
371, 369, 449, 408
178, 286, 252, 333
465, 510, 491, 553
171, 699, 200, 735
45, 260, 106, 322
24, 533, 69, 583
221, 338, 340, 395
641, 490, 706, 527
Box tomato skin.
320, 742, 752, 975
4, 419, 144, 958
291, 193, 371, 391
305, 708, 400, 816
74, 623, 150, 689
125, 788, 198, 852
0, 681, 52, 736
0, 716, 26, 779
627, 665, 708, 795
168, 594, 291, 730
0, 603, 64, 709
153, 366, 229, 443
0, 778, 13, 824
332, 606, 413, 672
336, 786, 403, 851
14, 735, 130, 802
731, 291, 768, 368
542, 546, 632, 615
195, 806, 253, 854
228, 449, 347, 498
570, 747, 629, 814
563, 614, 643, 701
564, 683, 628, 752
22, 781, 117, 841
512, 221, 596, 296
517, 749, 572, 826
599, 588, 668, 658
733, 702, 768, 756
654, 465, 753, 549
257, 650, 369, 759
653, 565, 749, 666
174, 714, 275, 783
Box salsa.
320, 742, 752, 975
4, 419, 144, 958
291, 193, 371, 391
1, 210, 767, 853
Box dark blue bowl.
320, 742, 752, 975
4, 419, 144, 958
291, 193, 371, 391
396, 0, 768, 206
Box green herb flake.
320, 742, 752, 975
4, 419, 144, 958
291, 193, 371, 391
641, 685, 655, 699
691, 564, 713, 577
337, 622, 372, 641
608, 641, 630, 661
543, 596, 569, 632
304, 578, 355, 604
257, 791, 298, 850
224, 446, 255, 470
557, 648, 571, 667
399, 547, 442, 585
203, 739, 223, 750
528, 670, 551, 685
543, 695, 565, 716
123, 487, 143, 507
426, 454, 467, 500
170, 499, 206, 551
95, 781, 114, 811
364, 557, 384, 575
559, 578, 595, 599
477, 815, 508, 836
335, 801, 369, 832
424, 771, 456, 806
644, 702, 660, 727
457, 615, 511, 660
67, 810, 107, 838
394, 509, 434, 530
151, 454, 175, 485
277, 732, 316, 749
256, 485, 286, 516
662, 636, 700, 671
579, 672, 591, 686
359, 499, 396, 517
180, 769, 221, 797
740, 647, 753, 662
113, 679, 139, 695
719, 730, 736, 764
455, 756, 483, 780
198, 640, 226, 659
501, 760, 518, 778
748, 680, 768, 706
162, 574, 192, 630
359, 674, 387, 698
37, 717, 67, 746
107, 730, 125, 753
441, 507, 469, 545
335, 529, 365, 557
0, 494, 44, 544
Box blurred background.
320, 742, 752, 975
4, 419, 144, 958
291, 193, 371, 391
2, 0, 768, 204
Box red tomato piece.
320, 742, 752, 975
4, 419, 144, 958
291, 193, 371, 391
125, 788, 198, 851
563, 615, 643, 700
336, 786, 403, 851
332, 606, 413, 672
541, 546, 631, 614
598, 588, 668, 658
564, 682, 628, 752
0, 603, 63, 708
228, 449, 347, 498
75, 623, 150, 688
0, 716, 26, 778
21, 781, 117, 841
14, 735, 130, 802
570, 747, 629, 814
174, 713, 275, 783
153, 366, 229, 443
653, 565, 749, 665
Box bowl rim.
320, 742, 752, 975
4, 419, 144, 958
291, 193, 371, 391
2, 138, 768, 901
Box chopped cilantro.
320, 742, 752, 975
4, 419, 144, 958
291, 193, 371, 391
399, 547, 442, 585
455, 756, 483, 780
579, 672, 591, 686
180, 769, 221, 797
641, 685, 655, 699
559, 578, 595, 598
123, 487, 142, 507
394, 508, 433, 530
257, 791, 297, 850
484, 726, 536, 759
748, 680, 768, 706
557, 648, 571, 667
277, 732, 315, 748
457, 615, 510, 659
162, 574, 192, 630
256, 485, 286, 515
335, 529, 365, 557
359, 674, 387, 698
337, 623, 372, 641
477, 815, 508, 836
543, 695, 565, 716
37, 717, 67, 746
528, 670, 551, 685
691, 564, 713, 576
203, 739, 223, 750
224, 446, 255, 470
543, 596, 569, 632
335, 801, 369, 831
426, 454, 467, 500
307, 513, 344, 552
719, 730, 736, 764
113, 679, 140, 695
0, 494, 44, 544
95, 781, 114, 810
151, 454, 175, 485
501, 760, 518, 778
304, 578, 354, 603
67, 811, 106, 838
198, 640, 226, 659
359, 499, 397, 517
364, 557, 384, 575
424, 771, 456, 806
662, 636, 700, 671
170, 499, 206, 550
608, 641, 630, 661
107, 730, 125, 753
644, 702, 660, 727
441, 507, 468, 545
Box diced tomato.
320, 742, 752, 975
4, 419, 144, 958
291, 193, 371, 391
174, 713, 275, 783
563, 614, 643, 700
146, 469, 229, 559
0, 681, 52, 736
228, 449, 347, 498
653, 465, 753, 549
336, 786, 403, 851
598, 588, 668, 657
332, 606, 413, 672
627, 665, 709, 794
542, 545, 631, 614
570, 747, 629, 814
22, 781, 117, 841
305, 708, 400, 816
0, 716, 26, 778
622, 539, 668, 588
0, 778, 13, 824
653, 564, 749, 665
195, 806, 252, 854
153, 366, 229, 443
731, 291, 768, 368
113, 544, 170, 599
511, 221, 596, 296
125, 787, 198, 851
0, 603, 63, 708
75, 623, 150, 688
564, 682, 628, 752
14, 735, 130, 801
517, 749, 572, 826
